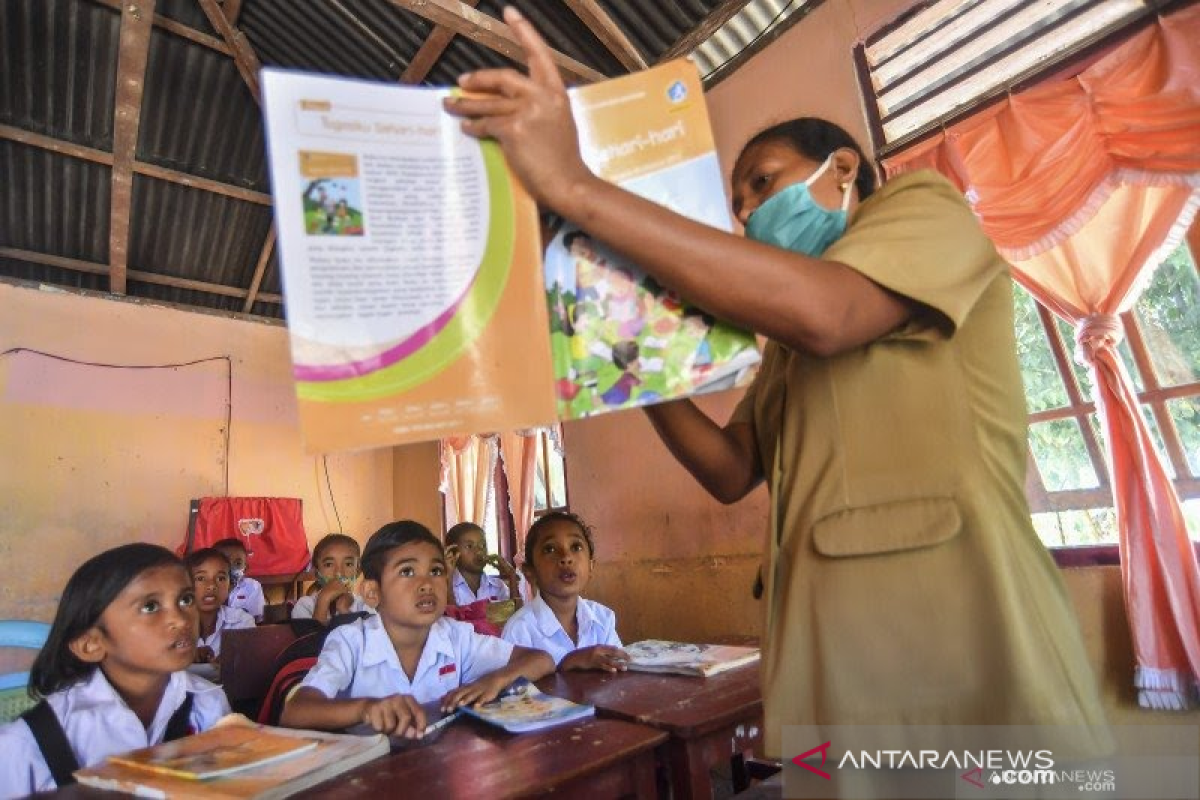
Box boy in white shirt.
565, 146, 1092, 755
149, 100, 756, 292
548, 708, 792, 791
502, 512, 628, 672
213, 538, 265, 623
280, 520, 554, 738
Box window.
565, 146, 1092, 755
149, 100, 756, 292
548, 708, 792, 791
1016, 243, 1200, 546
532, 428, 568, 516
855, 0, 1157, 153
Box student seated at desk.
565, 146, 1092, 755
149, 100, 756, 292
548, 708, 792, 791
280, 520, 554, 739
0, 544, 229, 795
502, 512, 628, 673
186, 548, 255, 664
212, 537, 265, 623
292, 533, 375, 625
446, 521, 522, 605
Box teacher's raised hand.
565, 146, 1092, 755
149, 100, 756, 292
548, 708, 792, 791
443, 6, 594, 210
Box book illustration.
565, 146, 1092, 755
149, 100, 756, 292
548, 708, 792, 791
299, 153, 365, 237
546, 225, 759, 419
624, 639, 760, 677
75, 719, 389, 800
461, 680, 595, 733
106, 725, 317, 781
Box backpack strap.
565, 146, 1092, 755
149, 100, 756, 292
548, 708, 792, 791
21, 700, 79, 787
257, 657, 318, 726
164, 691, 195, 741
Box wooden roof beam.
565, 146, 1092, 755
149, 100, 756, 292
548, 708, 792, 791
196, 0, 262, 103
88, 0, 231, 55
659, 0, 754, 63
108, 0, 155, 296
564, 0, 647, 72
241, 226, 276, 313
401, 0, 481, 84
0, 246, 283, 305
386, 0, 605, 84
0, 124, 272, 205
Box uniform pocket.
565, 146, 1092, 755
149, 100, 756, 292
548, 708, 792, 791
812, 496, 961, 557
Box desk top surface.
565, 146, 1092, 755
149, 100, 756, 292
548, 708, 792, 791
537, 662, 762, 739
294, 714, 666, 798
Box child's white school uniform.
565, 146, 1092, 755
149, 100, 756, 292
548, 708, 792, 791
291, 592, 374, 620
227, 575, 266, 621
199, 605, 256, 659
501, 594, 621, 666
300, 614, 513, 704
451, 569, 511, 605
0, 667, 229, 796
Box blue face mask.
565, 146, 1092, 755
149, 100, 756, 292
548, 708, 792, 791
744, 155, 852, 257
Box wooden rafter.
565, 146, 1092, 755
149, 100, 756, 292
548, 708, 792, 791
241, 226, 276, 313
401, 0, 481, 84
0, 125, 272, 205
387, 0, 605, 84
0, 247, 283, 305
564, 0, 646, 72
108, 0, 155, 296
196, 0, 262, 103
659, 0, 754, 63
89, 0, 231, 55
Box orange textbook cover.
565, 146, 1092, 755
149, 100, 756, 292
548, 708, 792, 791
261, 70, 556, 454
75, 721, 389, 799
105, 725, 316, 780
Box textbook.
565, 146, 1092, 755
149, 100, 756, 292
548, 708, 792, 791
461, 679, 595, 733
624, 639, 760, 677
260, 59, 757, 453
74, 719, 389, 799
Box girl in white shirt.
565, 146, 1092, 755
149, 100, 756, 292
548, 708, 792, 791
0, 543, 229, 796
502, 512, 629, 672
185, 548, 255, 663
292, 533, 374, 623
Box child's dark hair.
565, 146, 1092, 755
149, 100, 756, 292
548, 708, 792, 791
210, 537, 247, 554
184, 547, 230, 574
361, 520, 443, 581
524, 511, 596, 565
740, 118, 877, 201
30, 544, 186, 698
445, 521, 485, 548
312, 533, 361, 564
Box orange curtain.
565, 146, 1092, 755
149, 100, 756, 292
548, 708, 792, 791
885, 7, 1200, 708
439, 434, 498, 529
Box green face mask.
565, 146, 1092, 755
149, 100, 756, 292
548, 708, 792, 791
743, 155, 851, 257
316, 573, 355, 588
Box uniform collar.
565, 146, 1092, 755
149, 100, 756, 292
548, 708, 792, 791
359, 614, 456, 670
529, 593, 594, 638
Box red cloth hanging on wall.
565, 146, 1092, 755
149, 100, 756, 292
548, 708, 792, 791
183, 497, 310, 576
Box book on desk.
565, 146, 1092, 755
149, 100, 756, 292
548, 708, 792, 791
460, 680, 595, 733
73, 717, 388, 799
624, 639, 760, 677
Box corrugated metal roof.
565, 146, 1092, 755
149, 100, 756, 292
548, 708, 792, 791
2, 0, 797, 322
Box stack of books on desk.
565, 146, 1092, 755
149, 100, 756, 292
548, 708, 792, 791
625, 639, 760, 677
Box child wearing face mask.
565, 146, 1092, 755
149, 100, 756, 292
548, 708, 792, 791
0, 544, 230, 795
501, 512, 627, 672
185, 548, 255, 664
212, 538, 265, 623
292, 533, 374, 624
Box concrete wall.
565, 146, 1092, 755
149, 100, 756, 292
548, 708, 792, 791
0, 281, 435, 621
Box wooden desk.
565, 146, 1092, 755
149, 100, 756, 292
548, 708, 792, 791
296, 715, 666, 799
539, 664, 763, 800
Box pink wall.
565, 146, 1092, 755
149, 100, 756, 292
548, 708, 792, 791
0, 281, 434, 621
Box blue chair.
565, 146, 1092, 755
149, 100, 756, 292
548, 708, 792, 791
0, 620, 50, 723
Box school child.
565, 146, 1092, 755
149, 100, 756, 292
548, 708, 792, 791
445, 521, 521, 605
292, 533, 373, 624
0, 544, 230, 795
502, 512, 628, 672
185, 548, 255, 663
212, 537, 265, 623
279, 521, 554, 738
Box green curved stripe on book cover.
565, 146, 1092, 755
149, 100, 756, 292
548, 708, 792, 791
297, 140, 514, 403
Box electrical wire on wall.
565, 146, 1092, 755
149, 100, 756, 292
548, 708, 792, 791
0, 347, 234, 495
322, 454, 344, 534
